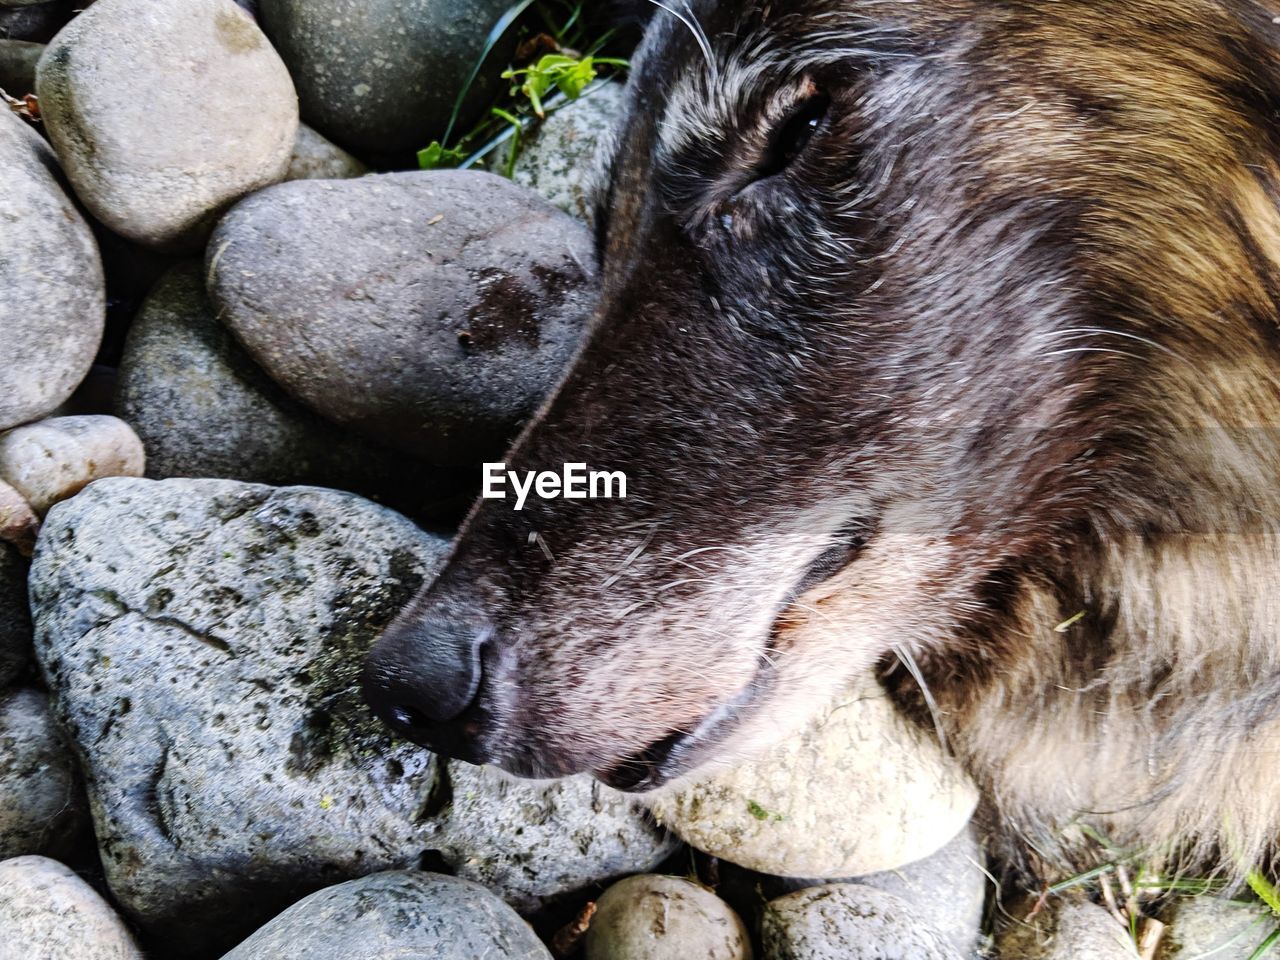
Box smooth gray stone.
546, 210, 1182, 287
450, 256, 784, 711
208, 170, 597, 464
762, 884, 960, 960
116, 262, 457, 517
0, 856, 144, 960
221, 871, 551, 960
0, 689, 85, 861
36, 0, 297, 248
0, 38, 40, 94
0, 109, 104, 430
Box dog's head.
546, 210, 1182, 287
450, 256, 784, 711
365, 0, 1280, 789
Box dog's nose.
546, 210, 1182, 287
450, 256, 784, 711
362, 610, 496, 765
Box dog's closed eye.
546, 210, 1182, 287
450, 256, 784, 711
753, 90, 831, 184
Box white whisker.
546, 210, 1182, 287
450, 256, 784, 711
646, 0, 718, 79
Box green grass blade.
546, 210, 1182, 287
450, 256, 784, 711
457, 78, 611, 170
1046, 864, 1116, 896
1248, 928, 1280, 960
585, 27, 619, 55
563, 4, 583, 37
442, 0, 538, 146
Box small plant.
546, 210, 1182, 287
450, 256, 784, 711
418, 0, 629, 174
1246, 871, 1280, 959
503, 53, 628, 118
1031, 825, 1280, 960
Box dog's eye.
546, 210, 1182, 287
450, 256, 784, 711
755, 93, 830, 182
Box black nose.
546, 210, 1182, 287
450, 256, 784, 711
362, 606, 497, 765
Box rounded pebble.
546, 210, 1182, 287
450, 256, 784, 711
0, 856, 143, 960
208, 170, 597, 463
220, 871, 551, 960
0, 109, 104, 430
1155, 896, 1274, 959
773, 825, 987, 957
511, 82, 627, 223
585, 874, 753, 960
0, 38, 40, 94
762, 884, 958, 960
115, 262, 459, 515
285, 124, 367, 181
36, 0, 298, 248
0, 688, 84, 861
0, 416, 144, 515
0, 480, 37, 556
649, 676, 979, 878
998, 897, 1139, 959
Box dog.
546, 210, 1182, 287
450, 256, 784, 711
366, 0, 1280, 883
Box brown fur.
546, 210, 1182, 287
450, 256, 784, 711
366, 0, 1280, 884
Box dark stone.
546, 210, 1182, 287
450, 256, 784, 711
256, 0, 516, 159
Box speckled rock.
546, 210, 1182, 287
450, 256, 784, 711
0, 109, 104, 430
0, 38, 40, 93
221, 872, 551, 960
0, 690, 85, 860
29, 478, 448, 955
774, 823, 987, 957
257, 0, 513, 157
648, 677, 979, 878
585, 874, 752, 960
208, 170, 597, 464
30, 478, 668, 956
762, 885, 958, 960
998, 898, 1140, 960
0, 416, 144, 514
1157, 897, 1276, 959
511, 82, 627, 223
0, 544, 32, 684
36, 0, 298, 248
0, 856, 144, 960
116, 263, 458, 516
434, 762, 676, 913
286, 124, 367, 181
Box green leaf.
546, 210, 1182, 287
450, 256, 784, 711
1250, 870, 1280, 918
554, 57, 597, 99
417, 141, 468, 170
1249, 928, 1280, 960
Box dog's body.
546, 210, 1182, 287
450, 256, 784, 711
367, 0, 1280, 883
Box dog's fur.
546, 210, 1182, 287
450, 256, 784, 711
368, 0, 1280, 883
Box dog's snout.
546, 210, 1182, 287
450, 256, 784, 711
362, 610, 497, 765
